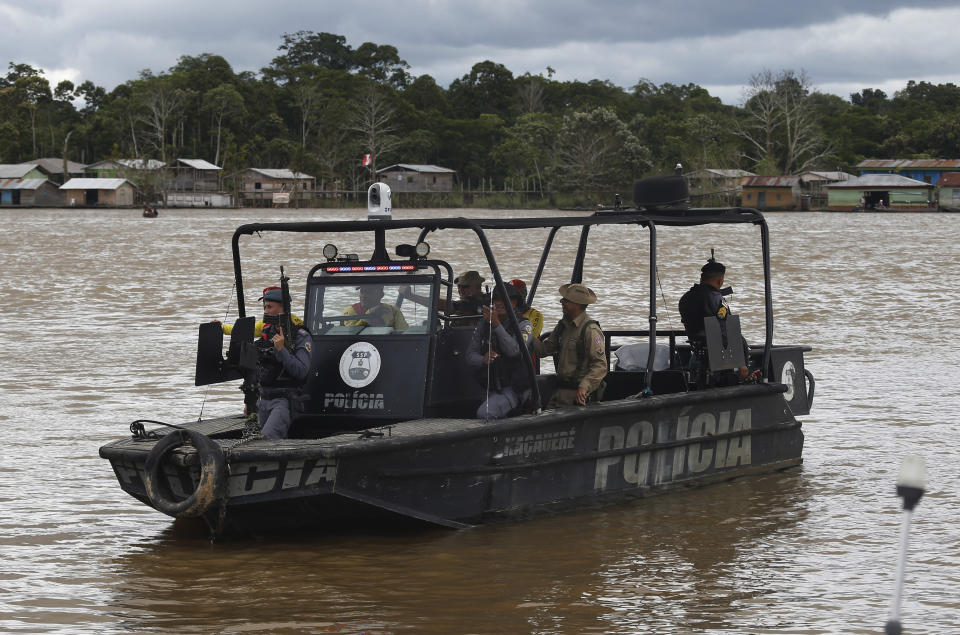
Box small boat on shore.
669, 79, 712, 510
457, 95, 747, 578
100, 177, 815, 538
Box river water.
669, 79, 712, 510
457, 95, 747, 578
1, 207, 957, 634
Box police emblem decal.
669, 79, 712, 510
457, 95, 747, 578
339, 342, 382, 388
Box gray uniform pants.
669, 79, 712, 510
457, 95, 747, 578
477, 386, 528, 420
258, 396, 292, 439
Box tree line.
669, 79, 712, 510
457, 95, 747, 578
2, 30, 960, 200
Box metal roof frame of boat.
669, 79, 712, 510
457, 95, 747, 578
229, 206, 775, 398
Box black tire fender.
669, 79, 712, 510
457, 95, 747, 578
144, 429, 225, 518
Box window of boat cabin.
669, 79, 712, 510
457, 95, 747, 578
306, 279, 434, 335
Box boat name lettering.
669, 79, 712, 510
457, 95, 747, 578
502, 427, 576, 457
227, 458, 337, 497
323, 392, 385, 410
594, 408, 753, 490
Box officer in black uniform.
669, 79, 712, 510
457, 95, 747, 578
678, 258, 749, 386
256, 288, 313, 439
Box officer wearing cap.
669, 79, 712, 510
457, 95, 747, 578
219, 286, 306, 338
678, 258, 749, 384
467, 283, 534, 419
450, 270, 485, 316
256, 286, 313, 439
533, 283, 607, 407
400, 269, 485, 317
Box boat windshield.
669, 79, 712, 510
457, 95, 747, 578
306, 279, 434, 335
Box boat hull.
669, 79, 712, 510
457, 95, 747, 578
101, 384, 803, 537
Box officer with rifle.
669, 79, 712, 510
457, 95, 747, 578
255, 270, 313, 439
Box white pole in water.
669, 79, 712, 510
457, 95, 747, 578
885, 455, 926, 635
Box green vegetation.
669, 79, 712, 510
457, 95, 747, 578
2, 32, 958, 203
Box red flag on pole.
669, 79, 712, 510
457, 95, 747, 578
361, 153, 372, 166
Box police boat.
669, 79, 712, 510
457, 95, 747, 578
99, 178, 815, 538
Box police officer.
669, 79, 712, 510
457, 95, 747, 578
218, 286, 306, 338
342, 284, 409, 330
533, 283, 607, 408
678, 258, 749, 384
467, 283, 534, 419
399, 270, 485, 317
256, 287, 312, 439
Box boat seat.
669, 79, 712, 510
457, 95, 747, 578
602, 371, 647, 400
649, 369, 688, 395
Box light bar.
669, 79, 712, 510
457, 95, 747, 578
324, 264, 418, 273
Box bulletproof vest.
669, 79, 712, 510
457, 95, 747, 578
476, 321, 528, 391
257, 323, 299, 388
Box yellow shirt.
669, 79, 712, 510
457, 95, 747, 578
222, 314, 303, 337
342, 303, 409, 330
523, 307, 544, 338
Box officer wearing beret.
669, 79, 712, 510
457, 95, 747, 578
678, 258, 749, 384
256, 287, 313, 439
533, 283, 607, 407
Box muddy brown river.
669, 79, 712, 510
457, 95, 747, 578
1, 207, 957, 634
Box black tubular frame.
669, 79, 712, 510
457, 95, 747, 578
230, 207, 773, 410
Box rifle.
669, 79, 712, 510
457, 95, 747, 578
279, 266, 294, 350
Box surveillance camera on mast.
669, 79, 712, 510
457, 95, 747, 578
367, 182, 392, 221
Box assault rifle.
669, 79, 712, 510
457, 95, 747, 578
279, 266, 294, 350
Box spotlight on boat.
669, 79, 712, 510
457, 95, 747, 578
322, 243, 338, 261
885, 455, 926, 635
395, 242, 430, 260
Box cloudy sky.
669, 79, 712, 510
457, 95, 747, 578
2, 0, 958, 104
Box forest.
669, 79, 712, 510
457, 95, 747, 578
3, 30, 960, 200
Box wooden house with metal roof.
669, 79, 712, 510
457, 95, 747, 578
165, 158, 233, 207
60, 178, 137, 207
377, 164, 455, 192
0, 164, 47, 180
934, 172, 960, 212
86, 158, 167, 178
685, 168, 755, 192
19, 157, 86, 185
740, 176, 801, 210
169, 158, 222, 191
236, 168, 315, 207
0, 178, 62, 206
826, 174, 934, 211
856, 159, 960, 186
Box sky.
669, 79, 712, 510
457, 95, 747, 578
2, 0, 959, 105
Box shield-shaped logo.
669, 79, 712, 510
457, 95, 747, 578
339, 342, 382, 388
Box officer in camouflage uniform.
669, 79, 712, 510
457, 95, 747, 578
256, 288, 313, 439
533, 283, 607, 408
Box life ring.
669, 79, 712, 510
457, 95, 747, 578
144, 429, 225, 517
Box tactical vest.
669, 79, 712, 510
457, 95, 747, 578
476, 321, 530, 391
554, 318, 600, 388
258, 324, 308, 389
